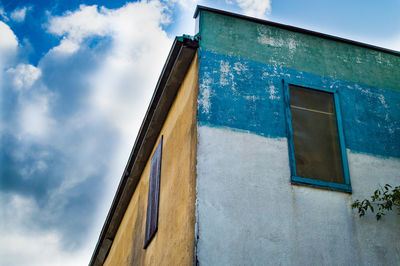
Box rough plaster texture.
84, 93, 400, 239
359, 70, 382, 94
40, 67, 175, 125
198, 10, 400, 92
197, 51, 400, 158
196, 125, 400, 266
104, 55, 198, 266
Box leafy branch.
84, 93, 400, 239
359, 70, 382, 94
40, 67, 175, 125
351, 184, 400, 220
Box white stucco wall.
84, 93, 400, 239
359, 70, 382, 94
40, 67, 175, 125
195, 125, 400, 266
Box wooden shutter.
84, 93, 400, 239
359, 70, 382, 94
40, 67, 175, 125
144, 136, 163, 248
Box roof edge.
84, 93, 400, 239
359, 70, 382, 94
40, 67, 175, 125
194, 5, 400, 56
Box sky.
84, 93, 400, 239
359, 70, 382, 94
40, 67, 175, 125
0, 0, 399, 265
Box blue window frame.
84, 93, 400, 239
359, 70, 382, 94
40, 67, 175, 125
283, 80, 351, 193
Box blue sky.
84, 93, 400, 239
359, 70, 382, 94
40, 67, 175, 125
0, 0, 399, 265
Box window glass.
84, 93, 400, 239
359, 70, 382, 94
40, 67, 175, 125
144, 136, 163, 248
289, 85, 344, 184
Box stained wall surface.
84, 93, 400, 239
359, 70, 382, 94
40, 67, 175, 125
195, 10, 400, 266
104, 55, 198, 266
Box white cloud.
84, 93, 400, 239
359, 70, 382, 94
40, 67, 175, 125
46, 1, 174, 140
3, 63, 53, 140
166, 0, 199, 9
44, 3, 174, 195
0, 21, 18, 68
44, 1, 174, 145
0, 231, 92, 266
50, 37, 80, 54
234, 0, 271, 18
86, 3, 172, 139
10, 6, 32, 23
6, 64, 41, 91
0, 194, 93, 266
47, 5, 109, 47
0, 21, 18, 133
17, 92, 55, 139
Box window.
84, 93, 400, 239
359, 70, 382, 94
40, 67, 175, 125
284, 82, 351, 192
144, 136, 163, 248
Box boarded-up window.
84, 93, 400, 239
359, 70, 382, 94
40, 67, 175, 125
144, 136, 163, 248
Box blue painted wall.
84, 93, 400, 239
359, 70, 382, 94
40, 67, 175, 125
198, 50, 400, 158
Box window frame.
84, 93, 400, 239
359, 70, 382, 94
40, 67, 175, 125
144, 136, 163, 249
283, 80, 351, 193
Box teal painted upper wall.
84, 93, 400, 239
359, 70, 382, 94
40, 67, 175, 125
198, 10, 400, 92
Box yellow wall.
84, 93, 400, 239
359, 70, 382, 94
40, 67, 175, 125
104, 54, 198, 266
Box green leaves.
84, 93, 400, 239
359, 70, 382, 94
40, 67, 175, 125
351, 184, 400, 220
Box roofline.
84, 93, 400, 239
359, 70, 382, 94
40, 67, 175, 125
194, 5, 400, 57
89, 36, 198, 266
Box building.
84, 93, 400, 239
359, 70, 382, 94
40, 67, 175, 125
90, 6, 400, 266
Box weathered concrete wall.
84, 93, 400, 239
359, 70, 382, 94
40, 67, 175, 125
195, 9, 400, 266
104, 54, 198, 266
196, 126, 400, 266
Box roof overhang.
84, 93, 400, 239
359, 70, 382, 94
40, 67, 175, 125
89, 36, 198, 266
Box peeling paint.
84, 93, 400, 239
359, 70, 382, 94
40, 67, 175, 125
198, 70, 213, 115
199, 10, 400, 91
243, 95, 260, 101
233, 62, 248, 73
219, 60, 231, 86
257, 25, 284, 47
198, 50, 400, 158
198, 86, 211, 114
378, 94, 389, 109
268, 84, 280, 100
288, 39, 297, 51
